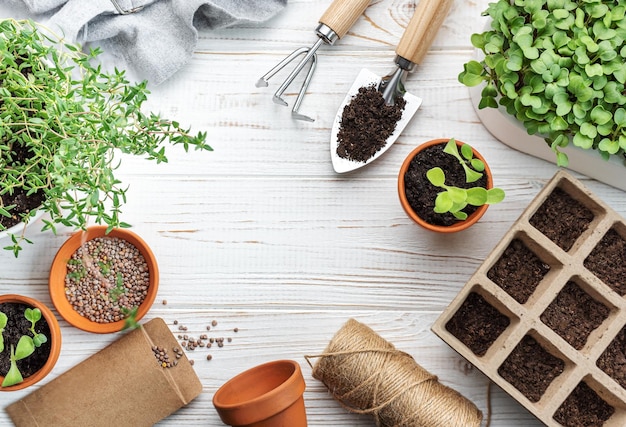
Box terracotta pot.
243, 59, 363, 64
49, 226, 159, 333
398, 138, 494, 233
213, 359, 308, 427
0, 294, 62, 391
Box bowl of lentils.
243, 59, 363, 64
49, 226, 159, 333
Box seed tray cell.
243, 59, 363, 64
432, 170, 626, 427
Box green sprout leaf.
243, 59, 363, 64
0, 312, 6, 353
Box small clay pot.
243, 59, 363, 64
0, 294, 62, 391
49, 226, 159, 333
398, 138, 494, 233
213, 359, 308, 427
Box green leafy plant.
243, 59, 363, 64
0, 19, 212, 256
0, 312, 6, 353
2, 337, 35, 387
458, 0, 626, 167
0, 307, 48, 387
427, 139, 505, 220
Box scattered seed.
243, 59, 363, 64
162, 299, 167, 305
206, 354, 212, 361
173, 320, 178, 325
233, 328, 238, 333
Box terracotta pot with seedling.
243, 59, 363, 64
49, 226, 158, 334
0, 19, 211, 257
0, 294, 61, 391
459, 0, 626, 186
398, 138, 505, 232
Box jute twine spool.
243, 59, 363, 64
305, 319, 483, 427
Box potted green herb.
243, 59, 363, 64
0, 294, 61, 391
459, 0, 626, 176
0, 19, 211, 256
398, 138, 505, 233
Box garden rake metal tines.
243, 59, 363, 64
256, 0, 370, 122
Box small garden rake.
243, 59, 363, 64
256, 0, 371, 122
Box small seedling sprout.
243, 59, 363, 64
427, 139, 505, 220
0, 312, 7, 353
442, 138, 485, 183
1, 336, 35, 387
25, 308, 47, 347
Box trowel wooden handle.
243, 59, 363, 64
396, 0, 453, 65
320, 0, 371, 39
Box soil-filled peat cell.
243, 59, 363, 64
597, 326, 626, 391
540, 281, 609, 350
498, 335, 565, 403
584, 228, 626, 296
487, 239, 551, 304
530, 187, 594, 252
553, 381, 614, 427
445, 292, 510, 357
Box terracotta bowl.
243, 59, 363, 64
49, 226, 159, 333
0, 294, 62, 391
213, 359, 308, 427
398, 138, 494, 233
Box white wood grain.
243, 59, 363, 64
1, 1, 625, 426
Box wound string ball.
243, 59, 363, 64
305, 318, 483, 427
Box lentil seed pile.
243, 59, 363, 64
64, 237, 149, 323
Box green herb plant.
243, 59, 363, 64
458, 0, 626, 167
0, 19, 212, 256
1, 307, 48, 387
427, 139, 505, 220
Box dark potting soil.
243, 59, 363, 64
529, 187, 594, 252
497, 335, 564, 403
553, 381, 614, 427
0, 143, 46, 229
336, 85, 406, 163
540, 281, 609, 350
403, 143, 488, 227
445, 292, 510, 357
584, 228, 626, 296
597, 326, 626, 391
487, 239, 550, 304
0, 302, 52, 381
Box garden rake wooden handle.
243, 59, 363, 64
396, 0, 453, 65
320, 0, 371, 40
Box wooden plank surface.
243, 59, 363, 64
1, 1, 625, 426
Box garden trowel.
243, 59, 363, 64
330, 0, 453, 173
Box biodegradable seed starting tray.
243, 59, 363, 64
432, 170, 626, 427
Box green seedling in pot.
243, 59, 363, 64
2, 336, 36, 387
25, 308, 48, 347
0, 312, 7, 353
427, 139, 505, 220
1, 308, 48, 387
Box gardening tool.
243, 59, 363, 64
330, 0, 453, 173
256, 0, 371, 122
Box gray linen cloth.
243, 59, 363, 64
10, 0, 287, 84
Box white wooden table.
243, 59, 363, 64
2, 1, 625, 426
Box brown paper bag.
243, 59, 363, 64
6, 318, 202, 427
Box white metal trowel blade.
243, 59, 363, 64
330, 68, 422, 174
